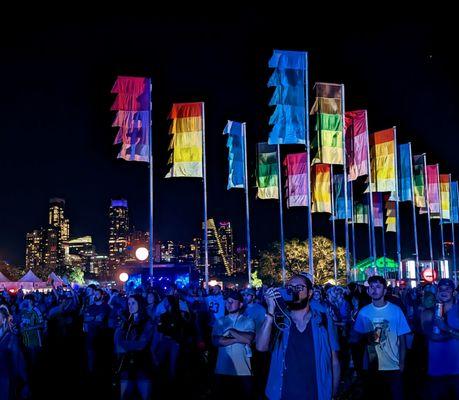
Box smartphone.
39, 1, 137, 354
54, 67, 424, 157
277, 287, 293, 302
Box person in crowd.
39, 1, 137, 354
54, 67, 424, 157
242, 288, 266, 334
353, 275, 411, 400
421, 278, 459, 399
83, 287, 111, 377
0, 306, 28, 400
154, 284, 190, 386
206, 284, 225, 327
257, 274, 340, 400
115, 294, 155, 400
212, 289, 255, 399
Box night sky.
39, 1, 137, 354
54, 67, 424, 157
0, 11, 455, 266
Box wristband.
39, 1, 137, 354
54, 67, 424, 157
266, 312, 275, 319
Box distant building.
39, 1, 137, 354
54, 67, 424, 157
108, 199, 129, 277
25, 230, 43, 270
126, 231, 149, 261
45, 198, 69, 270
90, 255, 109, 278
68, 236, 95, 274
218, 221, 235, 274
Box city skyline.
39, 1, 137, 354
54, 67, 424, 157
20, 196, 245, 276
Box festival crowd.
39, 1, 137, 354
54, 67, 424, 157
0, 274, 458, 400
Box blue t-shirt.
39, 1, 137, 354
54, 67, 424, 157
281, 321, 317, 399
428, 304, 459, 376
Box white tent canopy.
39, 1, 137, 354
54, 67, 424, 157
0, 271, 10, 282
48, 272, 64, 283
19, 270, 42, 283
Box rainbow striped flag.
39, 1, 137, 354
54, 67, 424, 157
439, 174, 451, 220
111, 76, 150, 162
345, 110, 369, 181
223, 121, 245, 189
165, 103, 203, 178
413, 154, 426, 208
421, 164, 440, 216
369, 128, 396, 192
385, 194, 396, 232
311, 164, 331, 213
256, 143, 279, 199
283, 153, 308, 207
311, 82, 344, 165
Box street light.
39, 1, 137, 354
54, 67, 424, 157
119, 272, 129, 283
135, 247, 149, 261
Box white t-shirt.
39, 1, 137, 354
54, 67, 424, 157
354, 302, 410, 371
213, 313, 255, 376
205, 294, 225, 326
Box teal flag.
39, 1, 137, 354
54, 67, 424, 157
223, 121, 245, 189
398, 143, 413, 202
331, 174, 352, 220
451, 181, 458, 223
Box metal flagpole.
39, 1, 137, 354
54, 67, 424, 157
341, 84, 350, 280
367, 195, 373, 261
277, 145, 287, 284
365, 111, 377, 263
351, 181, 356, 268
424, 155, 434, 263
242, 123, 252, 286
148, 79, 154, 283
437, 165, 446, 267
202, 102, 209, 290
382, 225, 387, 275
393, 127, 402, 279
331, 166, 338, 281
304, 53, 314, 279
408, 143, 420, 284
452, 181, 458, 286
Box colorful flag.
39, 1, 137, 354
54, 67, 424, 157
398, 143, 413, 202
354, 203, 369, 224
345, 110, 369, 181
451, 181, 459, 223
439, 174, 451, 220
369, 128, 396, 192
256, 143, 279, 199
165, 102, 203, 178
311, 164, 331, 213
385, 196, 397, 232
311, 82, 344, 165
267, 50, 307, 145
283, 153, 308, 207
223, 121, 245, 189
332, 174, 352, 220
421, 164, 440, 216
373, 192, 384, 227
111, 76, 150, 162
413, 154, 426, 208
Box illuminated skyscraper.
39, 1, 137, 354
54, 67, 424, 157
25, 230, 43, 270
218, 221, 235, 274
47, 198, 68, 269
108, 199, 129, 274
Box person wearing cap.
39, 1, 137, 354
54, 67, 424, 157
421, 278, 459, 399
257, 274, 340, 400
242, 288, 266, 335
212, 289, 255, 399
352, 276, 410, 400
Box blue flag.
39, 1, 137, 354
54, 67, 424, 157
332, 173, 352, 220
451, 181, 458, 223
267, 50, 307, 145
398, 143, 413, 202
223, 121, 245, 189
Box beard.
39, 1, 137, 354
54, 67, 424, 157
287, 296, 310, 311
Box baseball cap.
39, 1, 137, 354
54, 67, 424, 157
225, 289, 244, 303
242, 288, 256, 296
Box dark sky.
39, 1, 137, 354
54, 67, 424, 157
0, 11, 455, 266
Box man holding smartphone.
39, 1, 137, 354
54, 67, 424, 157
256, 274, 340, 400
353, 276, 410, 400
